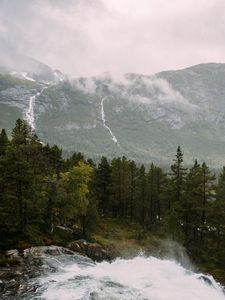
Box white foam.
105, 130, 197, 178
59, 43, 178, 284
38, 256, 225, 300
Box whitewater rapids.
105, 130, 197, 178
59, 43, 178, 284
35, 255, 224, 300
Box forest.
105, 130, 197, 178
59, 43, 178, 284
0, 119, 225, 279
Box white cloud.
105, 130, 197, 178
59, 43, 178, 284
1, 0, 225, 76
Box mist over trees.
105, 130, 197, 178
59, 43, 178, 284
0, 119, 225, 271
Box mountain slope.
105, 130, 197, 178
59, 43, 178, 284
1, 61, 225, 166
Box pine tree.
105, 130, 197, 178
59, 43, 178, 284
209, 167, 225, 251
0, 129, 9, 156
166, 147, 187, 240
110, 158, 122, 217
66, 152, 85, 169
129, 160, 138, 220
48, 145, 63, 179
137, 165, 147, 226
44, 175, 58, 233
197, 162, 215, 244
11, 119, 33, 146
0, 129, 10, 210
182, 160, 202, 246
147, 163, 167, 225
120, 156, 132, 217
2, 120, 45, 233
95, 156, 111, 215
200, 162, 215, 224
170, 146, 187, 207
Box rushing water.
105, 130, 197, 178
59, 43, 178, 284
30, 254, 224, 300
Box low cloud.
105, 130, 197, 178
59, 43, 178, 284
1, 0, 225, 76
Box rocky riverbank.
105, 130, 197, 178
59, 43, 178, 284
1, 245, 224, 300
1, 218, 225, 299
0, 242, 111, 299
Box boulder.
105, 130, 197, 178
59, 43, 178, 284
67, 240, 111, 262
198, 275, 213, 286
67, 239, 88, 255
5, 249, 23, 264
23, 246, 75, 258
5, 249, 19, 258
86, 243, 111, 262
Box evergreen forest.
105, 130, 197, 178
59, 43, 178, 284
0, 119, 225, 281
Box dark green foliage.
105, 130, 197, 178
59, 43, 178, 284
181, 160, 202, 246
137, 165, 147, 226
0, 129, 9, 156
65, 152, 85, 169
146, 163, 168, 225
170, 146, 187, 206
0, 120, 66, 247
0, 119, 224, 283
94, 156, 111, 215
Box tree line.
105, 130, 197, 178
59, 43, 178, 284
0, 119, 224, 268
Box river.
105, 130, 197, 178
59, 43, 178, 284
3, 246, 223, 300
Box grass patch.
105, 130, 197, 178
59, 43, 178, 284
91, 218, 165, 258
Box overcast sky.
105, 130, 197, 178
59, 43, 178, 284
1, 0, 225, 77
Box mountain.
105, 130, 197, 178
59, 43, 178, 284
1, 59, 225, 166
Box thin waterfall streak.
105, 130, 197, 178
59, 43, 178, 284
100, 97, 119, 145
25, 86, 48, 130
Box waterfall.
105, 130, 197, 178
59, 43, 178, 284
25, 86, 48, 130
101, 98, 119, 145
35, 255, 224, 300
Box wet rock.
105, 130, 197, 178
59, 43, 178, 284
0, 246, 94, 299
86, 243, 111, 262
198, 275, 213, 286
4, 249, 23, 265
67, 239, 112, 262
56, 225, 73, 233
5, 249, 19, 258
23, 245, 75, 258
67, 239, 88, 255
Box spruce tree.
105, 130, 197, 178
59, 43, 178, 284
95, 156, 111, 215
137, 165, 147, 226
201, 163, 215, 221
0, 129, 9, 156
182, 160, 202, 246
129, 160, 137, 220
170, 146, 187, 207
209, 167, 225, 251
147, 163, 168, 224
110, 158, 122, 217
120, 156, 131, 217
3, 119, 45, 233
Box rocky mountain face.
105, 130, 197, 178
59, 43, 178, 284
1, 58, 225, 166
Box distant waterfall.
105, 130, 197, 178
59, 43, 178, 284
100, 98, 119, 144
25, 86, 48, 130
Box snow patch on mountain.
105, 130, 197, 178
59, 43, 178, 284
21, 72, 36, 82
9, 71, 36, 82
